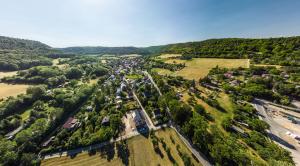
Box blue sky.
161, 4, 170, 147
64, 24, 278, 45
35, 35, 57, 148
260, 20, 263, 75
0, 0, 300, 47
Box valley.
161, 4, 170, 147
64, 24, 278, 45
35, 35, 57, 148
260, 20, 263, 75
0, 35, 299, 166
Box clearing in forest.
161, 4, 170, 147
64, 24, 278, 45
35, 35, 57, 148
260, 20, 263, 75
158, 54, 182, 59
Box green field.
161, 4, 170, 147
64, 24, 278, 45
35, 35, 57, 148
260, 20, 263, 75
42, 128, 200, 166
159, 58, 250, 80
126, 74, 143, 79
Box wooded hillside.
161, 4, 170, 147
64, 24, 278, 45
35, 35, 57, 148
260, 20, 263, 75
152, 36, 300, 66
0, 36, 55, 71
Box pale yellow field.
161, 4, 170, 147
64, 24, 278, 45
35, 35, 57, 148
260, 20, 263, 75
164, 58, 250, 80
0, 71, 17, 79
42, 128, 200, 166
0, 83, 29, 99
158, 54, 182, 59
252, 64, 282, 69
120, 54, 141, 58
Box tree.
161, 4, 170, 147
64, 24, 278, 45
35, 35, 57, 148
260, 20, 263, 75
26, 86, 46, 100
66, 67, 83, 79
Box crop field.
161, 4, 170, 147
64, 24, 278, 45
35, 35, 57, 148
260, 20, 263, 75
41, 128, 200, 166
163, 58, 250, 80
0, 83, 29, 99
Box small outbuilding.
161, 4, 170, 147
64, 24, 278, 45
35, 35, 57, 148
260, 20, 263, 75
101, 116, 110, 126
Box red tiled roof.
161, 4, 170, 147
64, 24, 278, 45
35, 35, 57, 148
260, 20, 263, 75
63, 117, 78, 129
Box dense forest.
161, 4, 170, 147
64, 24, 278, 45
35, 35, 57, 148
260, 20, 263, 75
0, 36, 50, 51
152, 36, 300, 66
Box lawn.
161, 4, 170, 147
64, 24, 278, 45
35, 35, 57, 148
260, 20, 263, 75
152, 68, 175, 76
41, 128, 201, 166
163, 58, 250, 80
0, 83, 29, 99
20, 109, 31, 121
126, 74, 143, 80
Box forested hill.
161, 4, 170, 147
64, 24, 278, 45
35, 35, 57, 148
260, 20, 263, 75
0, 36, 56, 71
152, 36, 300, 66
0, 36, 51, 51
59, 46, 150, 55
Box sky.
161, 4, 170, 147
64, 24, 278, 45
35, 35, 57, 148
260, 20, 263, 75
0, 0, 300, 47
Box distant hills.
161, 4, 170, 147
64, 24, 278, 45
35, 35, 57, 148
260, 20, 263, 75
1, 35, 299, 66
58, 46, 150, 55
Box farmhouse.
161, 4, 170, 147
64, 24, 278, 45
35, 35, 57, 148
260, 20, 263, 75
132, 110, 145, 129
86, 105, 93, 112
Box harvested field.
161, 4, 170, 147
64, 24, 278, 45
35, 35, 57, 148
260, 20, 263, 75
42, 128, 200, 166
164, 58, 250, 80
0, 71, 17, 79
0, 83, 29, 99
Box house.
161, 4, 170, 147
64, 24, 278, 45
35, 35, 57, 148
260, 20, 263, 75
86, 105, 93, 112
176, 92, 183, 98
229, 80, 240, 86
262, 74, 270, 78
63, 117, 79, 130
224, 72, 234, 79
120, 82, 127, 91
143, 92, 151, 98
132, 110, 146, 129
116, 88, 121, 95
109, 75, 116, 80
116, 95, 122, 100
101, 116, 110, 126
231, 125, 247, 137
189, 87, 196, 93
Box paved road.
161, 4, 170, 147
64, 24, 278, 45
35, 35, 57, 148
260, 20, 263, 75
145, 71, 213, 166
132, 90, 155, 130
42, 129, 141, 160
253, 99, 300, 165
256, 98, 300, 113
5, 125, 23, 139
